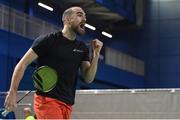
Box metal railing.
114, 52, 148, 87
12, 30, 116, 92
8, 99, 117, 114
0, 4, 60, 40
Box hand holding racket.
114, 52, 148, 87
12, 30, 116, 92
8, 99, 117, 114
2, 91, 17, 117
1, 66, 58, 118
1, 90, 32, 118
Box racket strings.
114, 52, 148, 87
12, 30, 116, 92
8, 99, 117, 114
32, 66, 58, 92
32, 75, 43, 90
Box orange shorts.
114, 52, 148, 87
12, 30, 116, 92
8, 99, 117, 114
34, 94, 72, 119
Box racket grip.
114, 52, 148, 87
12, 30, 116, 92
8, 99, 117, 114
1, 109, 10, 117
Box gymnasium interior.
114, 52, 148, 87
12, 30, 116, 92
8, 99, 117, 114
1, 0, 180, 119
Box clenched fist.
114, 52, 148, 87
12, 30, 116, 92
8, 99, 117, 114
91, 39, 103, 57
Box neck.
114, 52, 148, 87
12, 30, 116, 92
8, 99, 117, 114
62, 25, 76, 41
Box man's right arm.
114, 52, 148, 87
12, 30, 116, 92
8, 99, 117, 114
4, 48, 38, 111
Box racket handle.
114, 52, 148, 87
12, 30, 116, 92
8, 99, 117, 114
1, 109, 10, 117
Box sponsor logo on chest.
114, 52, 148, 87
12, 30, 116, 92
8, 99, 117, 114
73, 49, 84, 53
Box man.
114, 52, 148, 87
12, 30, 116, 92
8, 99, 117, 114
23, 107, 35, 120
4, 6, 103, 119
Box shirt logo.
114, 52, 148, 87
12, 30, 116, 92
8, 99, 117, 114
73, 49, 84, 53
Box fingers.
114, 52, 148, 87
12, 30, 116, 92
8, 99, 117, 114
91, 39, 103, 58
91, 40, 95, 50
91, 39, 103, 50
4, 92, 17, 112
4, 99, 12, 111
5, 102, 16, 112
4, 95, 9, 109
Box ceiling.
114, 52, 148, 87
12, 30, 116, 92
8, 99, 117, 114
41, 0, 141, 35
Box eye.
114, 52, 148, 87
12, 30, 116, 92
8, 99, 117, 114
77, 14, 82, 17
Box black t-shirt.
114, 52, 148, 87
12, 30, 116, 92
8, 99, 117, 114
31, 31, 89, 105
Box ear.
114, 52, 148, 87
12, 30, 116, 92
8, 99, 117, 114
66, 16, 71, 23
67, 15, 74, 24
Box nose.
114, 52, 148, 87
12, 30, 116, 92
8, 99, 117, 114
83, 16, 86, 22
85, 17, 87, 22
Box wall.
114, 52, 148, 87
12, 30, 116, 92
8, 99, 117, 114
0, 29, 34, 91
10, 89, 180, 119
140, 0, 180, 88
0, 0, 61, 26
99, 0, 180, 88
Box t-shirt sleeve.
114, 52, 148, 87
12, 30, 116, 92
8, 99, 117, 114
81, 42, 90, 61
31, 34, 53, 57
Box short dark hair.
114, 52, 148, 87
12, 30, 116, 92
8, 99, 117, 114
62, 8, 73, 23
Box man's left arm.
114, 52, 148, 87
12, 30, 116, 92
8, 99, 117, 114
80, 39, 103, 83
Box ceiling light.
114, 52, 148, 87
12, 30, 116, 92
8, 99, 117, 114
38, 2, 53, 11
102, 31, 112, 38
85, 23, 96, 30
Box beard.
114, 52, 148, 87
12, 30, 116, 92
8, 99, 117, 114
71, 23, 85, 36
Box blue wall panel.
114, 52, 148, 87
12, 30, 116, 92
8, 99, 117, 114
160, 37, 180, 55
0, 55, 8, 91
0, 30, 9, 55
0, 30, 32, 58
0, 0, 27, 13
96, 0, 136, 22
31, 1, 61, 26
159, 78, 180, 88
18, 66, 35, 90
142, 0, 180, 88
8, 34, 32, 58
144, 1, 159, 21
0, 29, 33, 91
159, 1, 180, 19
160, 56, 180, 73
160, 20, 180, 38
96, 63, 144, 88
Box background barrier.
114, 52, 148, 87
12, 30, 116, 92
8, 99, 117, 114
1, 89, 180, 119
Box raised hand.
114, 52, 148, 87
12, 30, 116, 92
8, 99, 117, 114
91, 39, 103, 57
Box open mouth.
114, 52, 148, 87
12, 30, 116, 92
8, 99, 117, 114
79, 23, 85, 30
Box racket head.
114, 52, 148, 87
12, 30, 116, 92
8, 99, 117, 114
32, 66, 58, 92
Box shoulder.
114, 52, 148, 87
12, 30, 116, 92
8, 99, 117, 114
32, 31, 59, 49
36, 32, 57, 40
33, 32, 58, 46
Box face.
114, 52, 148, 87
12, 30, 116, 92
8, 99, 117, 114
69, 7, 86, 35
24, 110, 29, 117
